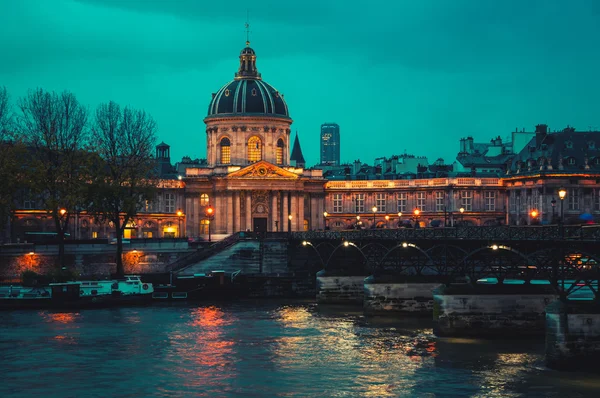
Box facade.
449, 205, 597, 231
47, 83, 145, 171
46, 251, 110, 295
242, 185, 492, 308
320, 123, 340, 166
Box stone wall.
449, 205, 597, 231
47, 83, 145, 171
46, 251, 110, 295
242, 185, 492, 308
316, 270, 365, 304
433, 285, 558, 337
546, 300, 600, 371
364, 277, 440, 315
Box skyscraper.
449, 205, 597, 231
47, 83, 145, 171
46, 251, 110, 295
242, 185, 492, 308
320, 123, 340, 166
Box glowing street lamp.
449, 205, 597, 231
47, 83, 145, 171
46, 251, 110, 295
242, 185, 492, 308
323, 211, 328, 230
459, 207, 465, 226
530, 209, 538, 224
372, 205, 377, 228
288, 214, 293, 233
558, 188, 567, 226
397, 212, 402, 228
413, 208, 421, 228
205, 206, 214, 242
384, 214, 390, 228
177, 209, 184, 238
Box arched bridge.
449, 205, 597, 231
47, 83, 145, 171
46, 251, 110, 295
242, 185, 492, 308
278, 225, 600, 300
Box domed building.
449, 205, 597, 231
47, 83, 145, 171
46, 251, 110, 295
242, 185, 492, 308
180, 42, 326, 236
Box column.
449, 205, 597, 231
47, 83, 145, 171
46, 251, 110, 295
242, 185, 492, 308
282, 192, 289, 232
271, 192, 278, 231
290, 193, 297, 232
310, 195, 317, 231
226, 192, 234, 234
246, 192, 252, 232
234, 191, 241, 233
298, 193, 305, 231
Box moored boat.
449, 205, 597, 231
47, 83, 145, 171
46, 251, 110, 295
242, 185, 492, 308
0, 276, 154, 310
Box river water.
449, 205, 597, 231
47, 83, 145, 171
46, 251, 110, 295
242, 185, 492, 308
1, 301, 599, 398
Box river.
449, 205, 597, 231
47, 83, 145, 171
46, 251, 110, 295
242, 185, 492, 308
1, 301, 599, 397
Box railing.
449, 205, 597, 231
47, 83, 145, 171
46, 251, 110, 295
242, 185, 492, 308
276, 225, 600, 242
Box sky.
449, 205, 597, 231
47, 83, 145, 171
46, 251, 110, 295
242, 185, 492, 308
1, 0, 600, 167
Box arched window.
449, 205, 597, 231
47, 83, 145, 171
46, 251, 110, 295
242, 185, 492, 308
200, 219, 210, 235
276, 138, 284, 165
220, 137, 231, 164
248, 136, 262, 163
200, 194, 209, 206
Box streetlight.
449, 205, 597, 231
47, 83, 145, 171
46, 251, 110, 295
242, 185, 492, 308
384, 215, 390, 228
413, 208, 421, 228
459, 207, 465, 226
288, 214, 293, 233
177, 209, 184, 238
558, 188, 567, 225
372, 205, 377, 228
397, 212, 402, 228
551, 198, 557, 223
530, 209, 538, 225
355, 215, 360, 230
205, 205, 214, 242
323, 211, 328, 230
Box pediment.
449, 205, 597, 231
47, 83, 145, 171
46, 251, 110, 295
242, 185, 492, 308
226, 160, 299, 179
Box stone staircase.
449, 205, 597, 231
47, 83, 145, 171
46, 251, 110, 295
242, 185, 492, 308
177, 240, 261, 275
261, 240, 289, 274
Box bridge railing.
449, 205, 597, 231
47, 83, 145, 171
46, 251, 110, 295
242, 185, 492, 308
274, 225, 600, 242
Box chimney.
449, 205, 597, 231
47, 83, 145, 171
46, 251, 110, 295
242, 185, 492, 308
535, 124, 548, 148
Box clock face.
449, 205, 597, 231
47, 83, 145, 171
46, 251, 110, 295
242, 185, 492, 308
257, 167, 268, 176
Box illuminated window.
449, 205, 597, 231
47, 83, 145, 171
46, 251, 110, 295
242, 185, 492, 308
143, 231, 153, 238
220, 137, 231, 164
354, 193, 365, 213
276, 139, 284, 165
460, 191, 472, 211
436, 192, 445, 212
485, 191, 496, 211
397, 192, 407, 213
332, 194, 343, 213
200, 219, 210, 235
92, 231, 98, 239
416, 192, 426, 211
303, 219, 309, 231
376, 193, 386, 212
200, 194, 209, 206
247, 136, 262, 163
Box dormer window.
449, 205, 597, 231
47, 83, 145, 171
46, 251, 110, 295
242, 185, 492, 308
565, 140, 573, 149
251, 88, 257, 96
589, 141, 596, 149
568, 157, 576, 166
224, 89, 230, 97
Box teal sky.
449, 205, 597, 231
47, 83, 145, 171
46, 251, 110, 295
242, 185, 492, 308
1, 0, 599, 167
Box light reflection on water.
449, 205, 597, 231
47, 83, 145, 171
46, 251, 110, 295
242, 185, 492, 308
0, 302, 599, 397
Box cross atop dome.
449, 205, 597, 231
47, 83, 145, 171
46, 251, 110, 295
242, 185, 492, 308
236, 17, 261, 80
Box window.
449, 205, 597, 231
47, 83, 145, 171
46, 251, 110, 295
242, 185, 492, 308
200, 219, 210, 235
485, 191, 496, 211
333, 194, 343, 213
435, 192, 445, 212
589, 141, 596, 149
568, 188, 579, 211
509, 193, 516, 213
460, 191, 472, 211
565, 141, 573, 149
247, 136, 262, 163
303, 219, 309, 231
92, 231, 98, 239
142, 200, 154, 212
354, 193, 365, 213
200, 194, 210, 206
276, 138, 284, 165
416, 192, 426, 211
397, 192, 407, 213
165, 193, 175, 213
376, 193, 386, 212
143, 231, 153, 238
220, 137, 231, 164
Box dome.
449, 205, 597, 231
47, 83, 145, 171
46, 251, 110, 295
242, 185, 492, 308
206, 45, 290, 120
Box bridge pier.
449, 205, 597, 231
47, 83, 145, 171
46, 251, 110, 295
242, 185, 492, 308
433, 284, 558, 338
546, 300, 600, 371
363, 275, 441, 315
316, 270, 366, 305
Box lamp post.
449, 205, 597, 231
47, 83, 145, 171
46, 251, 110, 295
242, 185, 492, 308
372, 205, 377, 228
551, 198, 557, 223
205, 205, 214, 242
356, 215, 360, 229
288, 214, 293, 233
384, 215, 390, 229
413, 208, 420, 228
177, 209, 184, 238
323, 211, 328, 230
558, 188, 566, 225
397, 212, 402, 228
530, 209, 538, 225
459, 207, 465, 226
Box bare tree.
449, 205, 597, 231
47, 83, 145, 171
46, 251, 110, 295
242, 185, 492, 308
0, 87, 24, 242
19, 88, 90, 269
91, 101, 158, 277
